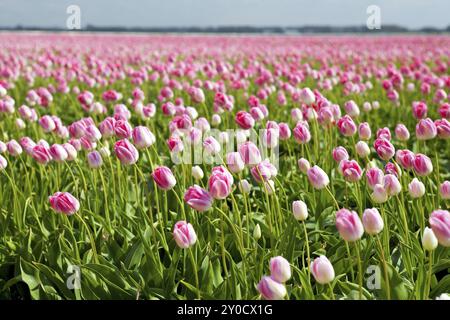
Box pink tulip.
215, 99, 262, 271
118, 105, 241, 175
383, 174, 402, 196
374, 138, 395, 161
208, 166, 233, 199
251, 160, 277, 183
226, 152, 244, 173
235, 111, 255, 130
332, 146, 349, 163
416, 118, 437, 140
344, 100, 360, 117
87, 151, 103, 168
114, 139, 139, 165
167, 136, 184, 153
408, 178, 425, 198
114, 120, 132, 139
358, 122, 371, 140
152, 166, 176, 191
184, 185, 213, 212
63, 143, 78, 161
257, 276, 287, 300
173, 220, 197, 248
132, 126, 155, 149
297, 158, 310, 173
395, 149, 415, 170
412, 101, 427, 119
238, 141, 261, 167
7, 140, 22, 157
435, 119, 450, 139
413, 153, 433, 176
366, 167, 384, 190
0, 154, 7, 170
99, 117, 116, 138
440, 181, 450, 200
337, 115, 357, 137
438, 103, 450, 119
49, 144, 68, 162
339, 159, 363, 182
32, 145, 52, 164
39, 115, 56, 132
203, 136, 221, 155
293, 123, 311, 144
310, 256, 335, 284
429, 210, 450, 247
376, 127, 391, 141
307, 165, 329, 190
362, 208, 384, 235
372, 184, 388, 203
49, 192, 80, 215
278, 123, 291, 140
395, 124, 410, 141
335, 208, 364, 242
269, 256, 291, 283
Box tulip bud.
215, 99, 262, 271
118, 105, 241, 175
332, 146, 349, 163
184, 185, 213, 212
49, 192, 80, 215
253, 224, 261, 240
270, 256, 291, 283
422, 227, 438, 251
384, 174, 401, 196
413, 154, 433, 177
226, 152, 245, 173
87, 151, 103, 168
336, 208, 364, 242
310, 256, 335, 284
292, 200, 308, 221
152, 166, 176, 191
408, 178, 425, 198
191, 165, 204, 180
362, 208, 384, 235
440, 181, 450, 200
132, 126, 155, 149
436, 293, 450, 300
0, 155, 7, 170
372, 184, 388, 203
355, 141, 370, 158
395, 124, 410, 141
429, 210, 450, 247
297, 158, 310, 173
358, 122, 371, 140
307, 165, 329, 190
211, 114, 221, 126
173, 221, 197, 248
257, 276, 287, 300
239, 179, 252, 194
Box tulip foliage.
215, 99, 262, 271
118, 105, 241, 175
0, 34, 449, 300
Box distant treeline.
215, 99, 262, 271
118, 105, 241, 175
2, 24, 450, 34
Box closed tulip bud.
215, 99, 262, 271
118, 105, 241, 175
0, 155, 7, 170
339, 159, 363, 182
383, 174, 401, 196
257, 276, 287, 300
184, 185, 213, 212
297, 157, 310, 173
310, 256, 335, 284
265, 180, 275, 195
436, 293, 450, 300
362, 208, 384, 235
412, 101, 428, 119
435, 119, 450, 139
238, 141, 261, 167
32, 145, 52, 164
114, 139, 139, 165
239, 179, 252, 194
270, 256, 291, 283
203, 136, 221, 155
372, 184, 388, 203
209, 166, 233, 199
395, 149, 415, 170
395, 124, 410, 141
292, 200, 308, 221
63, 143, 77, 161
440, 181, 450, 200
429, 210, 450, 247
226, 152, 244, 173
374, 138, 395, 161
355, 141, 370, 158
132, 126, 155, 149
0, 141, 6, 153
87, 151, 103, 168
307, 165, 329, 190
173, 221, 197, 249
358, 122, 371, 140
15, 118, 26, 130
7, 140, 22, 157
366, 168, 384, 190
235, 111, 255, 129
191, 165, 204, 180
49, 192, 80, 215
99, 146, 110, 158
114, 120, 132, 139
99, 117, 116, 138
336, 208, 364, 242
39, 115, 56, 132
49, 144, 68, 162
416, 118, 437, 140
293, 123, 311, 144
408, 178, 425, 198
253, 224, 261, 240
422, 227, 438, 251
332, 146, 349, 163
291, 108, 303, 122
211, 114, 221, 126
413, 154, 433, 177
344, 100, 360, 117
84, 125, 102, 142
337, 115, 357, 137
300, 87, 315, 105
152, 166, 176, 191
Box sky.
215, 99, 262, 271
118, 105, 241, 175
0, 0, 448, 29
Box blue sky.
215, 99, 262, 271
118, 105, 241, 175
0, 0, 448, 28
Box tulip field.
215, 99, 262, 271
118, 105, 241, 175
0, 33, 449, 300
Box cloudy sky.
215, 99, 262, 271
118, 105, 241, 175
0, 0, 448, 29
